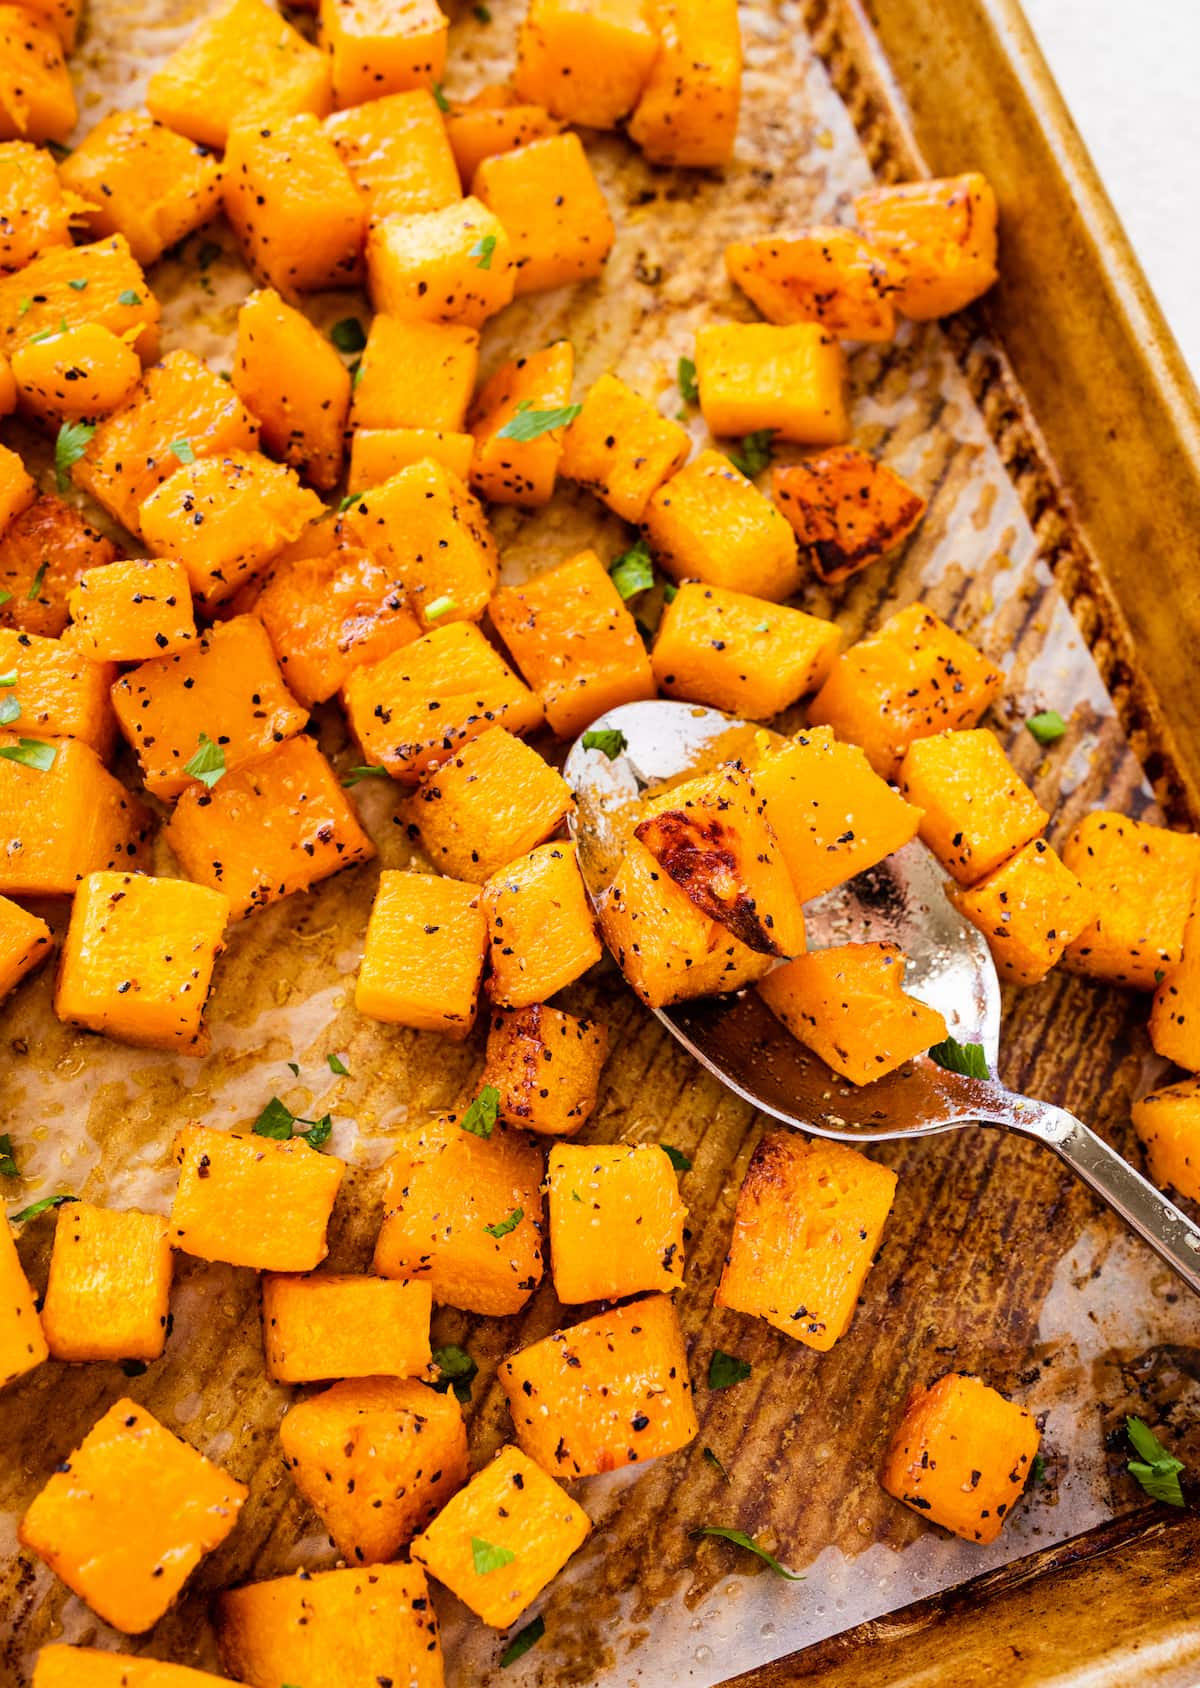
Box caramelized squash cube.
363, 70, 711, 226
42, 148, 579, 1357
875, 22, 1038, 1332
0, 234, 157, 360
319, 0, 449, 107
1150, 903, 1200, 1070
0, 7, 76, 143
514, 0, 657, 129
172, 1123, 345, 1271
773, 446, 927, 583
11, 322, 142, 427
0, 892, 51, 999
559, 373, 690, 524
18, 1397, 247, 1634
234, 288, 350, 490
351, 313, 479, 432
256, 546, 420, 706
469, 339, 574, 506
58, 110, 223, 267
281, 1376, 467, 1565
854, 173, 998, 322
715, 1130, 896, 1349
0, 1216, 48, 1388
473, 132, 614, 295
482, 1002, 608, 1136
0, 627, 116, 756
223, 113, 365, 294
652, 581, 839, 718
327, 88, 461, 219
0, 495, 116, 637
949, 839, 1097, 986
482, 839, 601, 1007
367, 196, 514, 328
881, 1372, 1039, 1543
726, 227, 895, 340
627, 0, 741, 167
33, 1647, 238, 1687
1061, 811, 1200, 990
0, 440, 33, 534
642, 448, 802, 600
548, 1142, 684, 1302
408, 726, 572, 883
356, 869, 487, 1036
348, 426, 473, 490
445, 95, 563, 189
0, 139, 73, 270
68, 557, 196, 663
809, 601, 1004, 778
42, 1202, 172, 1364
898, 729, 1046, 886
0, 737, 150, 896
695, 321, 848, 445
373, 1113, 545, 1315
1132, 1078, 1200, 1203
146, 0, 332, 150
262, 1273, 431, 1382
412, 1444, 590, 1629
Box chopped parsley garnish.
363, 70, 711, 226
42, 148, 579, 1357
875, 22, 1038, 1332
691, 1526, 804, 1580
471, 233, 497, 270
432, 82, 451, 112
1126, 1416, 1186, 1507
28, 319, 68, 344
431, 1343, 477, 1405
497, 400, 582, 442
67, 277, 88, 291
341, 764, 390, 786
1026, 709, 1067, 745
728, 429, 775, 478
473, 1, 493, 18
663, 581, 677, 604
183, 733, 226, 790
327, 1052, 350, 1076
1028, 1451, 1047, 1487
461, 1085, 501, 1139
702, 1446, 731, 1483
484, 1207, 523, 1238
0, 739, 56, 772
16, 298, 31, 317
424, 594, 458, 620
499, 1615, 544, 1666
581, 727, 626, 760
117, 288, 142, 306
26, 560, 47, 600
928, 1037, 990, 1080
11, 1193, 76, 1225
330, 316, 367, 354
707, 1349, 751, 1390
677, 355, 699, 404
609, 539, 655, 601
0, 1134, 17, 1178
338, 490, 366, 513
0, 671, 16, 686
472, 1536, 516, 1575
170, 437, 196, 465
287, 1061, 300, 1076
0, 695, 20, 726
0, 591, 10, 607
252, 1097, 332, 1150
54, 419, 95, 492
661, 1144, 691, 1172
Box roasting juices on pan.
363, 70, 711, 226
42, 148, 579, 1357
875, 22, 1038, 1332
0, 0, 1191, 1682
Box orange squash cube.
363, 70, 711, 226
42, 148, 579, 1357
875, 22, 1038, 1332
327, 88, 461, 220
773, 446, 927, 583
33, 1647, 240, 1687
627, 0, 741, 167
55, 871, 229, 1053
262, 1273, 431, 1382
0, 139, 73, 271
1150, 904, 1200, 1070
343, 458, 498, 628
652, 581, 840, 718
715, 1130, 896, 1349
256, 547, 420, 705
111, 614, 307, 799
514, 0, 657, 129
216, 1563, 444, 1688
281, 1376, 467, 1565
559, 371, 690, 525
695, 322, 848, 446
473, 132, 615, 295
0, 352, 11, 414
501, 1294, 697, 1477
759, 941, 947, 1085
548, 1142, 684, 1303
482, 840, 602, 1007
412, 1444, 590, 1629
373, 1112, 545, 1315
642, 448, 802, 600
1, 495, 117, 637
1132, 1078, 1200, 1203
469, 340, 575, 506
0, 1216, 48, 1388
356, 869, 487, 1036
19, 1397, 247, 1634
948, 838, 1097, 986
809, 601, 1004, 778
167, 736, 375, 920
172, 1123, 345, 1271
0, 234, 157, 361
319, 0, 448, 108
1061, 811, 1200, 990
67, 558, 196, 663
349, 426, 473, 490
58, 110, 223, 268
854, 173, 998, 322
751, 726, 923, 902
0, 892, 51, 999
41, 1202, 172, 1364
482, 1002, 608, 1136
898, 729, 1047, 886
234, 288, 350, 490
445, 94, 563, 189
351, 312, 479, 432
408, 726, 572, 883
224, 113, 364, 294
344, 621, 542, 781
367, 196, 514, 328
6, 0, 77, 50
146, 0, 332, 150
881, 1372, 1039, 1543
0, 627, 116, 756
726, 228, 896, 340
0, 737, 151, 897
0, 441, 33, 535
0, 7, 76, 143
11, 322, 142, 428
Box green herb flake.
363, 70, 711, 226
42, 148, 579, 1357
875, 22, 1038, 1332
11, 1193, 77, 1225
1028, 1451, 1047, 1487
424, 594, 458, 621
338, 490, 366, 513
0, 590, 10, 607
327, 1052, 350, 1077
1026, 709, 1067, 746
472, 1536, 516, 1576
473, 1, 493, 18
571, 1188, 583, 1202
499, 1615, 544, 1667
330, 317, 367, 354
484, 1206, 523, 1239
0, 738, 56, 772
661, 1144, 691, 1173
928, 1037, 990, 1080
170, 437, 196, 465
252, 1097, 297, 1140
26, 560, 48, 601
298, 1114, 332, 1150
752, 620, 771, 634
0, 671, 16, 687
117, 289, 142, 306
183, 732, 226, 790
678, 355, 699, 404
287, 1061, 300, 1076
55, 418, 96, 492
663, 581, 677, 604
728, 429, 775, 478
16, 298, 31, 317
609, 539, 655, 601
196, 239, 223, 269
1126, 1416, 1186, 1507
708, 1349, 751, 1391
497, 400, 582, 442
471, 233, 497, 270
0, 695, 20, 726
432, 82, 451, 112
341, 763, 390, 786
431, 1343, 477, 1405
0, 1134, 18, 1178
461, 1085, 501, 1140
581, 727, 627, 760
67, 277, 88, 291
691, 1526, 803, 1580
702, 1446, 731, 1483
1155, 968, 1167, 985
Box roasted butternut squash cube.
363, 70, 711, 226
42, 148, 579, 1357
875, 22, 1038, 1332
0, 351, 12, 414
482, 839, 601, 1007
652, 582, 839, 719
320, 0, 448, 107
0, 627, 116, 756
0, 234, 157, 360
351, 312, 479, 432
373, 1112, 545, 1315
445, 94, 563, 189
281, 1376, 467, 1565
262, 1273, 431, 1382
559, 373, 690, 524
726, 228, 896, 340
349, 425, 474, 489
751, 725, 922, 902
234, 288, 350, 490
216, 1563, 444, 1688
0, 892, 51, 999
343, 458, 498, 628
12, 0, 79, 50
1132, 1078, 1200, 1203
482, 1002, 608, 1136
0, 442, 33, 538
18, 1397, 247, 1634
1150, 903, 1200, 1070
146, 0, 332, 151
74, 349, 261, 537
899, 729, 1046, 887
759, 941, 947, 1085
715, 1130, 896, 1349
223, 113, 365, 294
0, 7, 76, 143
514, 0, 657, 129
11, 322, 142, 427
172, 1123, 345, 1271
111, 614, 307, 799
642, 448, 802, 601
469, 339, 574, 506
412, 1444, 590, 1629
168, 736, 375, 920
408, 725, 572, 883
809, 601, 1004, 779
257, 547, 419, 706
41, 1202, 172, 1364
501, 1294, 697, 1477
548, 1142, 683, 1303
367, 196, 514, 328
695, 321, 848, 446
1061, 811, 1200, 990
68, 557, 196, 663
881, 1372, 1039, 1544
0, 737, 150, 896
58, 110, 223, 268
0, 1216, 48, 1388
854, 173, 998, 321
56, 871, 229, 1052
1, 496, 117, 637
774, 446, 927, 584
344, 621, 542, 781
33, 1647, 239, 1687
356, 869, 487, 1036
949, 838, 1097, 987
473, 132, 614, 295
627, 0, 741, 166
0, 139, 72, 271
327, 88, 460, 219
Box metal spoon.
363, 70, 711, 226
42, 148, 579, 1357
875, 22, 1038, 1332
565, 699, 1200, 1295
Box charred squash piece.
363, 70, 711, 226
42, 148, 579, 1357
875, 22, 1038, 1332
481, 1003, 608, 1136
726, 227, 895, 339
773, 446, 927, 583
0, 494, 116, 637
854, 173, 998, 321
